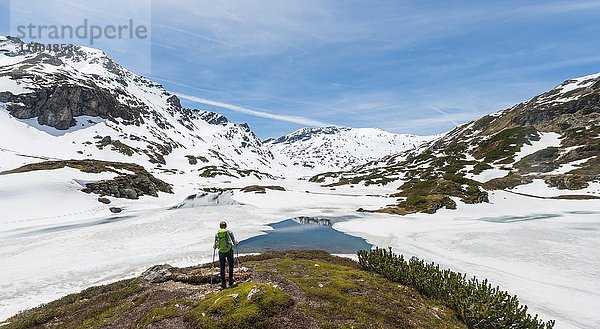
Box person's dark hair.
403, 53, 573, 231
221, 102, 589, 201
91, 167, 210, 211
220, 221, 227, 229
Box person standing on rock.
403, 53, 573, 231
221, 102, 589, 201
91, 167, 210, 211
214, 221, 238, 289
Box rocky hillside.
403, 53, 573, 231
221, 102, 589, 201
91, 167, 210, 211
1, 251, 467, 329
312, 72, 600, 214
265, 126, 436, 174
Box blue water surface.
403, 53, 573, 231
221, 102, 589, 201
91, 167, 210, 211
239, 217, 372, 254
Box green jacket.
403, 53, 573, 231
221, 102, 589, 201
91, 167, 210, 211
214, 229, 236, 253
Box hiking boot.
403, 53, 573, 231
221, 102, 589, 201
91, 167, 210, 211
229, 279, 235, 287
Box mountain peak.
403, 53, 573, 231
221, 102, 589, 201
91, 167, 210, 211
270, 126, 345, 144
266, 126, 435, 172
195, 110, 229, 126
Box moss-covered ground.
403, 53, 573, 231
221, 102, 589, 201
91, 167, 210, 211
3, 251, 466, 329
249, 253, 465, 329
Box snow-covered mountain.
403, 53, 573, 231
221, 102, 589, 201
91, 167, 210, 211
0, 36, 281, 186
265, 126, 436, 173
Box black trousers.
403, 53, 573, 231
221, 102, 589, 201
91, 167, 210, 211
218, 248, 234, 286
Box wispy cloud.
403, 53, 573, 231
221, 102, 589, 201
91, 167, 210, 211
175, 93, 331, 127
430, 107, 460, 126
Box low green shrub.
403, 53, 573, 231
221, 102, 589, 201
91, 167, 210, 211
358, 247, 555, 329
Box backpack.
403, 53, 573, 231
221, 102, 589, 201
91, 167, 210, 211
216, 228, 233, 253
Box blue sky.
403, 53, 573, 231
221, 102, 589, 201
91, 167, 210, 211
3, 1, 600, 139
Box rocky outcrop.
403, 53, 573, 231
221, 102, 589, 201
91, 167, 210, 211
1, 159, 173, 199
95, 136, 138, 156
3, 84, 144, 130
109, 207, 122, 213
240, 185, 286, 193
141, 264, 175, 283
97, 197, 111, 204
82, 172, 172, 199
184, 155, 209, 165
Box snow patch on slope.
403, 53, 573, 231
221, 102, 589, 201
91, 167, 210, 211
467, 167, 510, 182
0, 76, 30, 94
17, 115, 107, 136
514, 132, 562, 162
509, 179, 600, 198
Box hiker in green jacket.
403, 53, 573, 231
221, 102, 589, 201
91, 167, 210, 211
214, 221, 238, 289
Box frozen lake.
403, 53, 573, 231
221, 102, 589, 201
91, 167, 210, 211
0, 188, 599, 328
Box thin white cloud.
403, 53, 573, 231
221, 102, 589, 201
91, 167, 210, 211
175, 93, 330, 127
431, 107, 460, 127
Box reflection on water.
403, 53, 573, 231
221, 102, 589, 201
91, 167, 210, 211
293, 216, 332, 226
239, 217, 371, 254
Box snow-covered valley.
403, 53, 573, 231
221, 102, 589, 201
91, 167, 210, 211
0, 179, 598, 328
